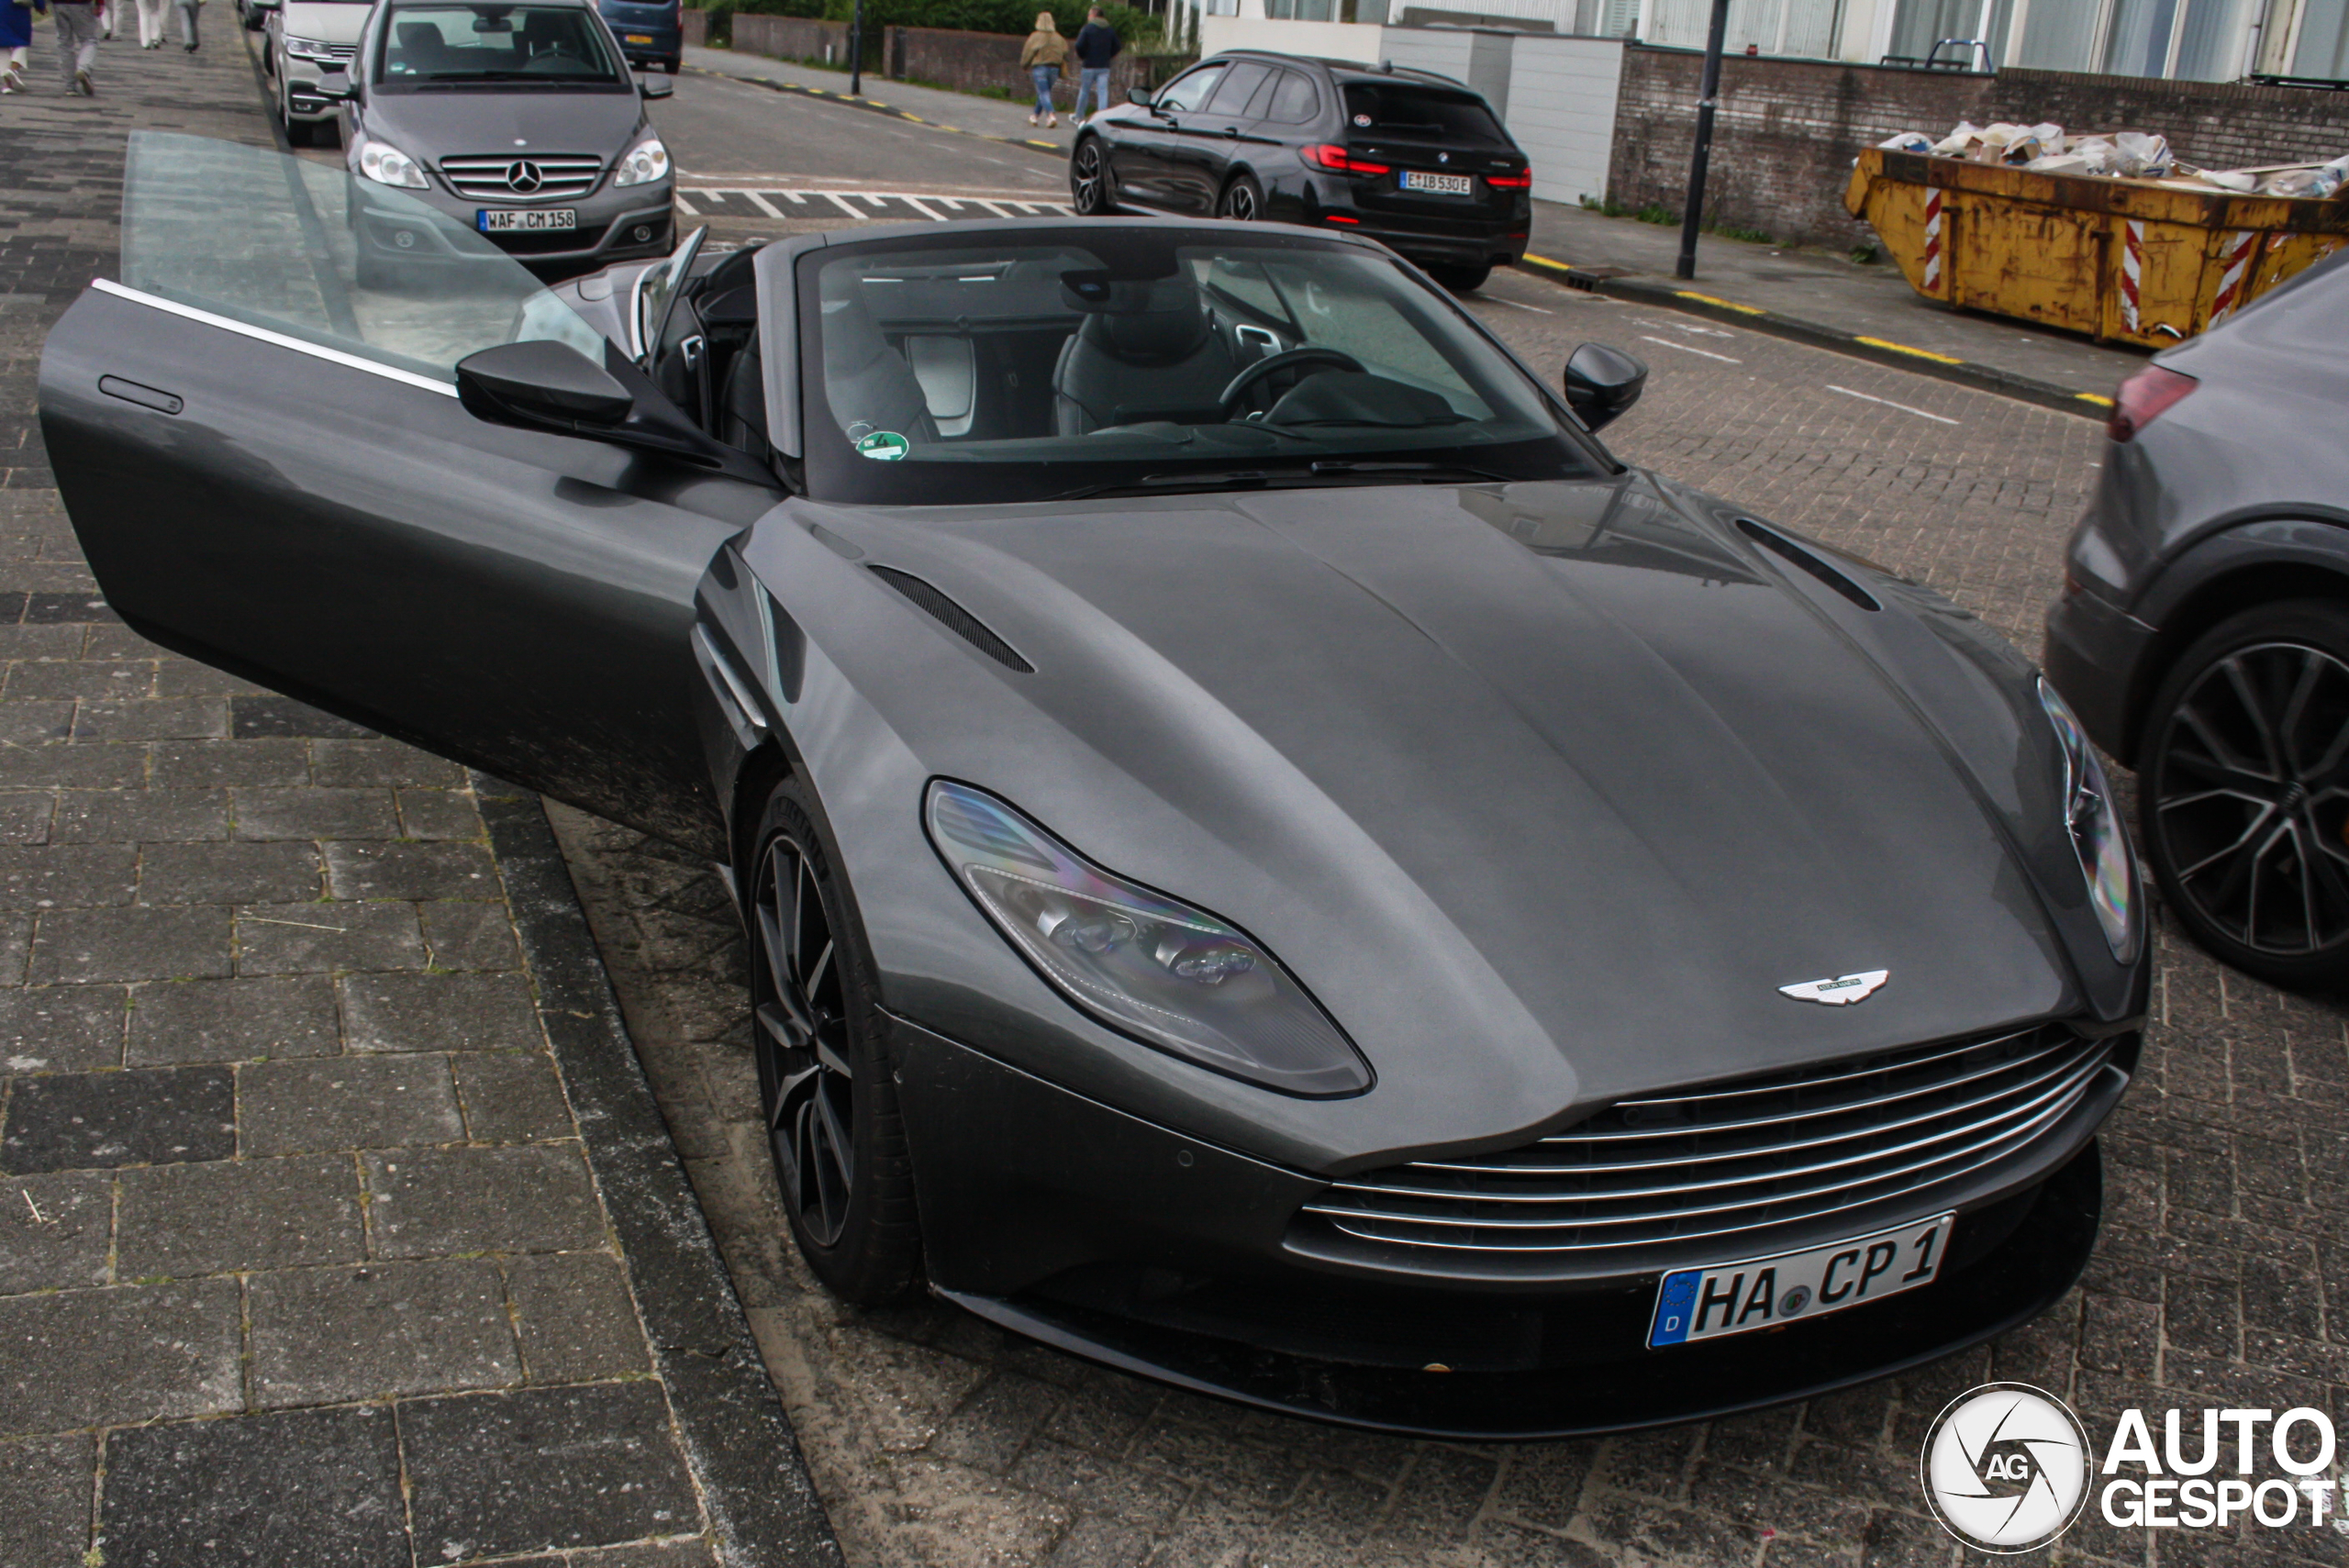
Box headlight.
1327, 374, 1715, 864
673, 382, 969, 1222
357, 139, 429, 190
925, 780, 1371, 1097
613, 137, 670, 188
283, 35, 341, 61
2039, 679, 2141, 963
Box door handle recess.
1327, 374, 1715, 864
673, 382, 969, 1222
98, 376, 184, 415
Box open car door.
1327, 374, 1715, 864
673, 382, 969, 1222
39, 134, 777, 853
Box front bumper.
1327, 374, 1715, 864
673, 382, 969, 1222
282, 57, 351, 123
893, 1016, 2116, 1437
352, 179, 674, 273
2043, 581, 2156, 764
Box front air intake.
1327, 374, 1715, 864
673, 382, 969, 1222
869, 566, 1034, 673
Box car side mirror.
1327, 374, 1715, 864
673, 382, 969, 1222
313, 77, 352, 101
1563, 342, 1647, 431
1126, 86, 1153, 107
639, 73, 673, 98
457, 340, 635, 431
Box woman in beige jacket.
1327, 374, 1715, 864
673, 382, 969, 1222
1019, 11, 1068, 128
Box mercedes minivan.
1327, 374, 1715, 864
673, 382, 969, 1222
328, 0, 675, 278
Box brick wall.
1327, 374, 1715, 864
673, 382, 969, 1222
1607, 48, 2349, 250
729, 12, 853, 67
884, 25, 1184, 106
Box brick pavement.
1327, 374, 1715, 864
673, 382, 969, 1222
0, 35, 834, 1568
550, 281, 2349, 1566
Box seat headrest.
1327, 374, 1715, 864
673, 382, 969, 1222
1079, 280, 1211, 366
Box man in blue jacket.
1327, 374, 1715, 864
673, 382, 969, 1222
1071, 5, 1118, 125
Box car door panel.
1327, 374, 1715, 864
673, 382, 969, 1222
40, 284, 760, 854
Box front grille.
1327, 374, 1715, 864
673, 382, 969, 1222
1304, 1023, 2114, 1262
439, 153, 606, 202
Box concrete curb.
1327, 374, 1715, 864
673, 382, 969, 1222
1516, 253, 2121, 422
685, 58, 1067, 160
477, 777, 846, 1568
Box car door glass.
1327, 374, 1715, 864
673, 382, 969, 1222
1201, 61, 1270, 118
1264, 71, 1319, 125
120, 131, 607, 383
1152, 63, 1224, 115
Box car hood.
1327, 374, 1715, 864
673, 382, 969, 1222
362, 86, 646, 160
774, 473, 2129, 1161
281, 1, 372, 41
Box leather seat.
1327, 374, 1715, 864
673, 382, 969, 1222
1052, 279, 1240, 435
820, 293, 938, 446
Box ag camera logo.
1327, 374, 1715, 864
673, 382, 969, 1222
1920, 1384, 2091, 1551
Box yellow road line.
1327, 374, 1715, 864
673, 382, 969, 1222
1854, 335, 1963, 365
1675, 290, 1765, 316
2075, 392, 2116, 406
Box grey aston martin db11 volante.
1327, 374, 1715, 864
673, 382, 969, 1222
41, 135, 2148, 1437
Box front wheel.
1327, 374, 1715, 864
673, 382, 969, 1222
1427, 261, 1493, 294
745, 776, 923, 1304
1070, 137, 1118, 216
2140, 600, 2349, 990
1218, 172, 1264, 222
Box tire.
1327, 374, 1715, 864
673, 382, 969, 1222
2139, 599, 2349, 991
284, 112, 315, 148
743, 775, 923, 1304
664, 57, 679, 73
1070, 136, 1118, 216
1427, 261, 1493, 294
1218, 172, 1264, 222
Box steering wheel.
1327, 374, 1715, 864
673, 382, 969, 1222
1218, 347, 1364, 420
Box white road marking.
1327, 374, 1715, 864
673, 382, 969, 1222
674, 193, 701, 217
1639, 334, 1742, 364
1825, 384, 1960, 425
740, 191, 785, 219
676, 186, 1073, 222
1489, 296, 1553, 315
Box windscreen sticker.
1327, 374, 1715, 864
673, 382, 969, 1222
856, 430, 910, 462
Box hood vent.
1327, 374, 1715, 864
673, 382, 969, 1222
870, 566, 1034, 673
1737, 520, 1880, 612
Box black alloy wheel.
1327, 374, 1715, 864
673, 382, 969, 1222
2143, 601, 2349, 988
1071, 138, 1118, 216
1219, 173, 1264, 222
745, 777, 923, 1302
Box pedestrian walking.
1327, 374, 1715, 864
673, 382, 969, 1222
1070, 4, 1118, 124
1019, 10, 1067, 129
173, 0, 196, 50
130, 0, 162, 48
1, 0, 44, 92
52, 0, 97, 92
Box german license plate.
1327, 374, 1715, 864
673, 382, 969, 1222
624, 32, 653, 41
1401, 171, 1473, 195
478, 208, 578, 233
1647, 1212, 1952, 1348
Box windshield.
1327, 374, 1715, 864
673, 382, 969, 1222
1341, 83, 1508, 145
119, 132, 608, 383
801, 229, 1597, 506
378, 3, 623, 83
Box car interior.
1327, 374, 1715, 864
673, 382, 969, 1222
382, 6, 616, 78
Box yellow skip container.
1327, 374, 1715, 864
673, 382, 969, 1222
1845, 148, 2349, 350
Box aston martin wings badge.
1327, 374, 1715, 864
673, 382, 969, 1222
1778, 970, 1889, 1006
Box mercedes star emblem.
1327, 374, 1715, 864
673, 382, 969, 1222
1778, 969, 1889, 1006
506, 160, 544, 195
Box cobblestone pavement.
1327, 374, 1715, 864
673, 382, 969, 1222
552, 279, 2349, 1566
0, 37, 829, 1568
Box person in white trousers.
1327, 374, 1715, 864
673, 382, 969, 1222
131, 0, 165, 48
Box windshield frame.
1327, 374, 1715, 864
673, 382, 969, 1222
792, 225, 1613, 508
370, 0, 631, 90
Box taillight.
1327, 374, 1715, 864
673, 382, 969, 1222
2108, 365, 2197, 442
1486, 171, 1532, 188
1303, 144, 1391, 176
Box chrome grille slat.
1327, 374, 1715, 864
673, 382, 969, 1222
1311, 1083, 2092, 1253
1309, 1059, 2099, 1229
1407, 1035, 2102, 1181
1536, 1029, 2077, 1144
439, 153, 606, 201
1302, 1023, 2114, 1262
1335, 1051, 2105, 1207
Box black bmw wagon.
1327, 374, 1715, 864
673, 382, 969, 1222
1070, 50, 1532, 293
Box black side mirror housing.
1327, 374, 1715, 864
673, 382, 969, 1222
457, 340, 635, 429
1564, 342, 1647, 431
1126, 85, 1153, 107
313, 77, 352, 101
639, 73, 673, 98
